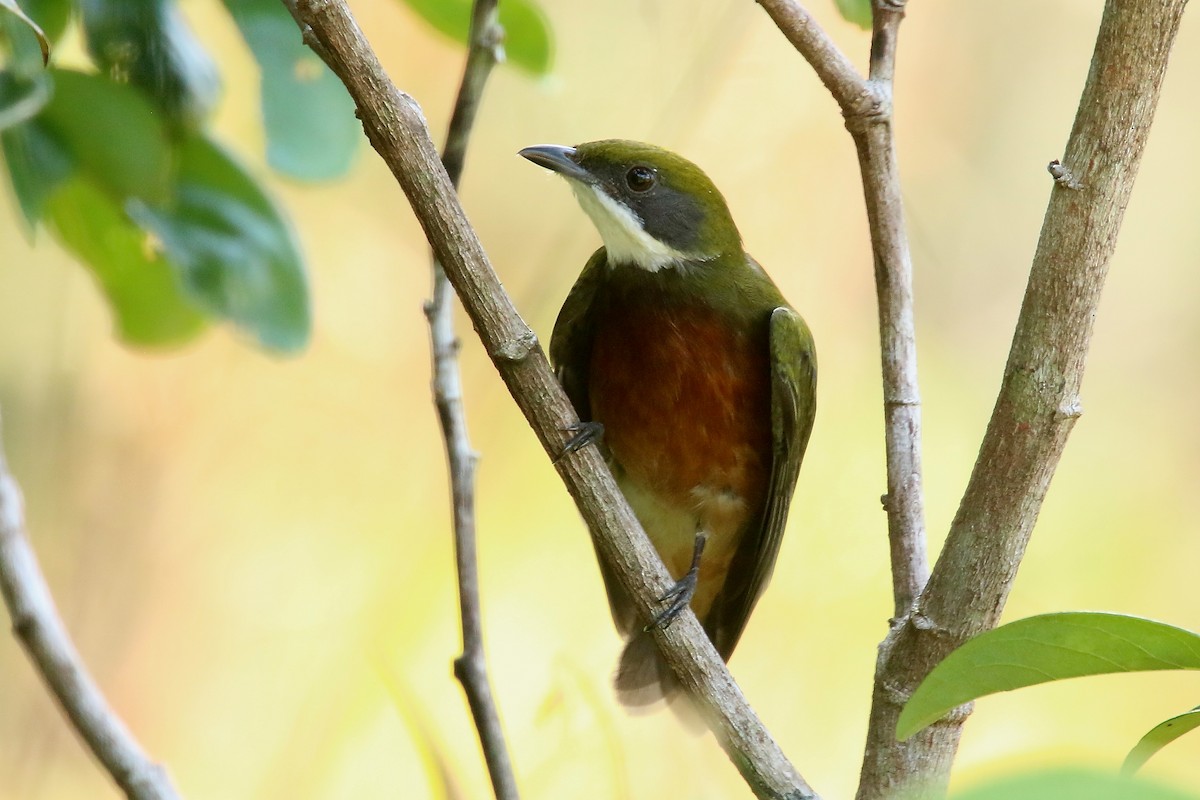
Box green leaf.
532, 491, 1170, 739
39, 68, 173, 203
79, 0, 219, 131
14, 0, 70, 44
0, 69, 51, 131
833, 0, 871, 30
950, 767, 1200, 800
0, 0, 50, 66
0, 114, 71, 226
128, 133, 310, 352
897, 613, 1200, 741
398, 0, 553, 75
1124, 706, 1200, 775
45, 177, 208, 346
220, 0, 359, 181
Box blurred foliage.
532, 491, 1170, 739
0, 0, 49, 64
950, 767, 1200, 800
0, 0, 317, 350
899, 613, 1200, 740
1126, 709, 1200, 776
220, 0, 360, 181
834, 0, 871, 30
0, 0, 556, 351
398, 0, 553, 75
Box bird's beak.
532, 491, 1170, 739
519, 144, 593, 183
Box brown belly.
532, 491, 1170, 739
588, 301, 772, 615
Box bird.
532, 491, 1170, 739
520, 140, 816, 706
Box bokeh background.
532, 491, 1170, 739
2, 1, 1199, 798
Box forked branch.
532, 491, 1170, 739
288, 1, 819, 797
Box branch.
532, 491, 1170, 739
855, 1, 1187, 797
757, 0, 929, 618
424, 1, 519, 798
289, 1, 818, 797
0, 412, 182, 800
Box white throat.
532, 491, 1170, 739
569, 181, 702, 272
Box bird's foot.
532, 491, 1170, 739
553, 421, 604, 463
646, 532, 708, 631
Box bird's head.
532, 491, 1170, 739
520, 139, 742, 272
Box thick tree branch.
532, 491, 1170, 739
424, 1, 519, 798
288, 1, 818, 797
757, 0, 929, 619
855, 2, 1187, 797
0, 413, 182, 800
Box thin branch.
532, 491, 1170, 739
0, 412, 182, 800
854, 2, 1187, 797
755, 0, 872, 114
757, 0, 929, 619
288, 2, 819, 797
425, 0, 519, 798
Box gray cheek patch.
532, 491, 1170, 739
631, 189, 705, 251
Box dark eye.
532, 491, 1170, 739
625, 166, 656, 192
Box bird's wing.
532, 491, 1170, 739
549, 249, 640, 635
711, 306, 817, 658
549, 248, 607, 420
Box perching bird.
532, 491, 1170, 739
520, 140, 816, 706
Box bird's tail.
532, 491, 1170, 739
614, 632, 676, 707
614, 633, 708, 729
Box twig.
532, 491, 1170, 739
288, 2, 819, 797
425, 1, 519, 798
853, 1, 1187, 797
756, 0, 929, 621
0, 411, 182, 800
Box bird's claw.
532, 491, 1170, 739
645, 532, 708, 631
553, 421, 604, 463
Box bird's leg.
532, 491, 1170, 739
647, 531, 708, 630
552, 420, 605, 464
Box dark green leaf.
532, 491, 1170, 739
220, 0, 359, 181
45, 177, 208, 346
950, 767, 1200, 800
833, 0, 872, 29
0, 0, 50, 66
128, 133, 310, 352
398, 0, 553, 75
897, 613, 1200, 741
79, 0, 219, 131
0, 69, 51, 130
500, 0, 552, 75
14, 0, 70, 44
1124, 706, 1200, 775
0, 114, 71, 226
38, 68, 173, 203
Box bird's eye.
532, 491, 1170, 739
625, 166, 656, 192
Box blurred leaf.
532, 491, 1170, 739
79, 0, 219, 131
39, 68, 173, 203
0, 0, 50, 65
45, 177, 208, 345
951, 767, 1200, 800
0, 114, 70, 226
128, 134, 310, 352
398, 0, 553, 75
833, 0, 871, 29
500, 0, 552, 75
0, 68, 51, 130
13, 0, 70, 44
1124, 706, 1200, 775
897, 613, 1200, 740
221, 0, 359, 181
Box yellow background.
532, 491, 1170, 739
2, 1, 1199, 797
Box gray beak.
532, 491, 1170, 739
519, 144, 592, 182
